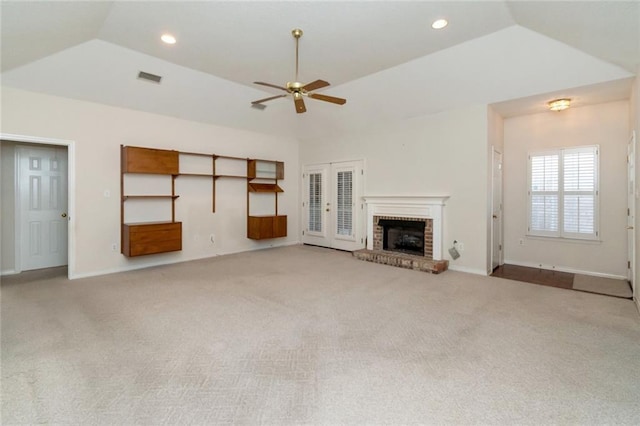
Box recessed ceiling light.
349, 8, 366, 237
161, 34, 176, 45
548, 98, 571, 111
432, 19, 448, 30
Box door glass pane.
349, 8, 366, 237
336, 171, 353, 236
308, 173, 322, 232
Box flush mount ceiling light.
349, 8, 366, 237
161, 34, 176, 44
548, 98, 571, 111
432, 19, 448, 29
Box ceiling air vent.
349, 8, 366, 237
137, 71, 162, 84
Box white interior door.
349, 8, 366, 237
628, 132, 636, 293
302, 160, 364, 251
17, 145, 68, 271
491, 149, 503, 270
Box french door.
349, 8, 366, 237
302, 160, 365, 251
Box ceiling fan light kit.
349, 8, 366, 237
251, 28, 347, 114
548, 98, 571, 111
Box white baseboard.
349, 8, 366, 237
0, 269, 18, 276
70, 241, 300, 280
448, 265, 488, 276
503, 259, 627, 281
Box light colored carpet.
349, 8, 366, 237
573, 273, 633, 298
2, 245, 639, 424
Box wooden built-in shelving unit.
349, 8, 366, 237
120, 145, 287, 257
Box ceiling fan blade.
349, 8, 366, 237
251, 94, 287, 104
308, 93, 347, 105
294, 93, 306, 113
302, 79, 330, 92
253, 81, 289, 92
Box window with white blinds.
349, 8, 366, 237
308, 173, 322, 233
336, 171, 353, 236
528, 146, 598, 240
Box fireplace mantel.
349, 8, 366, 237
364, 196, 449, 260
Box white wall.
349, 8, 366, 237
1, 87, 299, 278
300, 105, 490, 275
503, 100, 629, 278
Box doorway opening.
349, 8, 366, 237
1, 134, 75, 279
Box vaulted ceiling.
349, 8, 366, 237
2, 1, 638, 139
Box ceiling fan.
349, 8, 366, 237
251, 28, 347, 114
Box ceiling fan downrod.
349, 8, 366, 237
292, 28, 303, 83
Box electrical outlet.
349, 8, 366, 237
519, 239, 524, 245
457, 242, 464, 251
111, 243, 117, 251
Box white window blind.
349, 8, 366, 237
528, 146, 598, 240
308, 173, 322, 233
336, 171, 353, 236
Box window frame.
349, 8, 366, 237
527, 145, 599, 241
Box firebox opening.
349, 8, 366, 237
379, 219, 425, 256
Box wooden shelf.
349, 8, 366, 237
123, 195, 179, 200
215, 174, 248, 179
248, 183, 283, 193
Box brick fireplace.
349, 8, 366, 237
353, 196, 449, 273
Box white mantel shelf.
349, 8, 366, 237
364, 195, 450, 260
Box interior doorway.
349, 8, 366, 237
627, 131, 636, 297
1, 134, 74, 278
491, 148, 503, 271
302, 160, 365, 251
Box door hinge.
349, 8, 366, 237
499, 244, 502, 251
628, 260, 631, 269
302, 230, 305, 235
628, 208, 630, 216
361, 169, 364, 175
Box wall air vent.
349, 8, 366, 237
137, 71, 162, 84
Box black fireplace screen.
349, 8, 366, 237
379, 219, 425, 256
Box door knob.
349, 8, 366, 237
628, 226, 634, 230
326, 208, 330, 212
61, 213, 67, 218
492, 215, 497, 219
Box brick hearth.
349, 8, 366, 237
353, 249, 448, 274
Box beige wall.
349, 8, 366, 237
300, 105, 490, 275
1, 87, 300, 278
503, 100, 629, 278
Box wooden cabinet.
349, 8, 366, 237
247, 216, 287, 240
122, 222, 182, 257
122, 146, 179, 174
248, 160, 284, 179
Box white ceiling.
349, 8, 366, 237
1, 1, 638, 139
